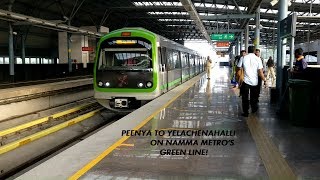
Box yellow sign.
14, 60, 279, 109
116, 40, 137, 45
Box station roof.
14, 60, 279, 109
1, 0, 319, 47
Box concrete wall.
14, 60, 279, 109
58, 32, 68, 63
58, 32, 97, 65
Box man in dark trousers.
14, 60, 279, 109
237, 46, 267, 117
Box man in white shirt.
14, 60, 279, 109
237, 46, 267, 117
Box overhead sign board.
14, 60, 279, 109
211, 33, 234, 41
82, 47, 94, 51
280, 13, 297, 38
216, 42, 230, 47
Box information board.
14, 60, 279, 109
211, 33, 234, 41
216, 42, 230, 47
279, 13, 297, 38
82, 47, 94, 51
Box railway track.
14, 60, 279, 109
0, 102, 119, 179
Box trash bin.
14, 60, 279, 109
288, 79, 312, 126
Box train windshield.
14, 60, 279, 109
98, 39, 153, 71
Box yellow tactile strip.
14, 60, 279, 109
0, 108, 103, 155
247, 116, 297, 180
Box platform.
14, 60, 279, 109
0, 78, 92, 101
16, 67, 320, 179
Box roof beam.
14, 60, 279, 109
199, 14, 254, 20
207, 29, 243, 33
179, 0, 213, 47
0, 9, 103, 37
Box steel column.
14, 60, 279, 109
235, 41, 239, 56
245, 24, 249, 52
240, 32, 243, 51
67, 32, 72, 73
237, 37, 241, 55
289, 37, 295, 70
8, 0, 15, 80
254, 5, 260, 49
21, 34, 25, 64
8, 23, 14, 77
276, 0, 288, 93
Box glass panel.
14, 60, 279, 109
17, 57, 22, 64
43, 58, 48, 64
4, 57, 9, 64
30, 58, 37, 64
98, 38, 153, 71
173, 51, 180, 68
25, 58, 30, 64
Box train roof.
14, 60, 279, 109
107, 27, 201, 56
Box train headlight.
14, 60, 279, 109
138, 82, 144, 88
98, 81, 103, 87
105, 82, 110, 87
146, 81, 153, 88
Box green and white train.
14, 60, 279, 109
94, 28, 206, 112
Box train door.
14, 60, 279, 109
159, 47, 168, 92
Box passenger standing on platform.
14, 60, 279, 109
206, 56, 212, 79
240, 50, 246, 60
266, 56, 276, 81
294, 48, 308, 71
237, 46, 267, 117
254, 49, 265, 98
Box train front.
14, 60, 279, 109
94, 29, 159, 112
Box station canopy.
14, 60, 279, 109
1, 0, 319, 46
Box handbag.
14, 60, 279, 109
236, 67, 244, 87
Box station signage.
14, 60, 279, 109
211, 33, 234, 41
280, 13, 297, 38
216, 42, 230, 47
82, 47, 94, 51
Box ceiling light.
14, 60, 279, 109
270, 0, 278, 6
270, 0, 291, 7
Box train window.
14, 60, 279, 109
166, 49, 174, 70
98, 38, 153, 71
189, 55, 195, 66
98, 48, 152, 70
181, 52, 188, 68
173, 51, 180, 69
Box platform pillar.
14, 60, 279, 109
67, 32, 72, 73
276, 0, 288, 95
240, 32, 243, 51
245, 24, 249, 52
254, 5, 260, 49
21, 33, 25, 64
237, 37, 241, 55
8, 0, 15, 81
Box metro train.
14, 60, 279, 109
94, 28, 206, 112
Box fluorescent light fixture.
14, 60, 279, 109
270, 0, 291, 7
270, 0, 278, 6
